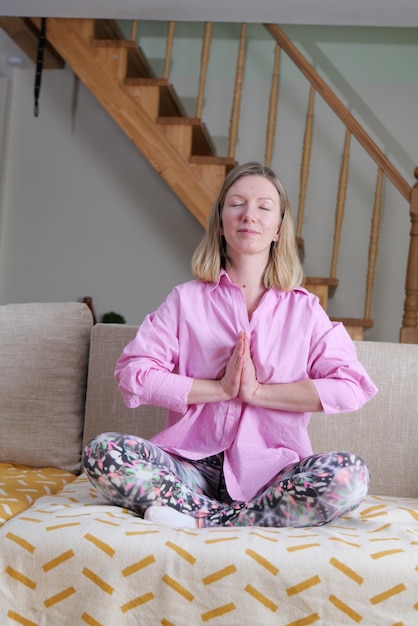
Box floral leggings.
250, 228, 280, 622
83, 432, 370, 528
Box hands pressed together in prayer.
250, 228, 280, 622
188, 331, 322, 412
220, 331, 260, 404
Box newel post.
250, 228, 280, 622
400, 167, 418, 343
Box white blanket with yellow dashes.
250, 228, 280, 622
1, 474, 417, 625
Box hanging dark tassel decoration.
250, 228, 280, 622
34, 18, 47, 117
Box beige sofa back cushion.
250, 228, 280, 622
0, 302, 93, 474
83, 324, 166, 448
309, 340, 418, 498
84, 324, 418, 498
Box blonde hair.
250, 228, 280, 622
191, 162, 304, 290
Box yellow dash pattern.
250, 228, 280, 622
81, 612, 103, 626
245, 548, 279, 575
162, 574, 194, 602
370, 583, 406, 605
360, 504, 387, 516
165, 541, 196, 564
5, 532, 35, 553
286, 614, 321, 626
15, 517, 42, 524
43, 549, 75, 572
329, 557, 363, 585
161, 619, 176, 626
94, 519, 120, 527
82, 567, 114, 594
201, 602, 236, 622
329, 594, 362, 623
7, 610, 37, 626
400, 507, 418, 521
125, 530, 160, 536
360, 511, 388, 519
44, 587, 76, 607
367, 523, 391, 533
84, 533, 115, 557
122, 555, 156, 577
46, 522, 81, 531
287, 543, 320, 552
6, 566, 36, 590
203, 564, 237, 585
286, 575, 321, 596
370, 548, 404, 560
245, 584, 278, 612
205, 537, 239, 544
329, 537, 361, 548
249, 531, 279, 542
121, 592, 155, 614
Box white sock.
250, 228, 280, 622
144, 506, 198, 528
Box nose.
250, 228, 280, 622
242, 204, 256, 222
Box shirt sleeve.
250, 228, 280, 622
114, 289, 194, 413
308, 305, 378, 414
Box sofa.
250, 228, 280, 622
0, 301, 417, 625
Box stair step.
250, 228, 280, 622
304, 276, 339, 310
157, 117, 217, 157
189, 156, 237, 198
124, 78, 187, 117
92, 39, 155, 78
332, 317, 373, 341
189, 155, 236, 170
93, 19, 125, 40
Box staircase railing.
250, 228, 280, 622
125, 19, 416, 342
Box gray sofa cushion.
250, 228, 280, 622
0, 302, 92, 473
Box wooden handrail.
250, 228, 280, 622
263, 23, 412, 204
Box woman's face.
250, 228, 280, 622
221, 175, 282, 261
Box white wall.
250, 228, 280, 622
0, 66, 203, 325
0, 23, 417, 339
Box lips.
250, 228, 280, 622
238, 228, 259, 235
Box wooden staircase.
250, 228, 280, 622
2, 16, 414, 341
30, 17, 237, 227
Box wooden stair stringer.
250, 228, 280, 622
42, 18, 217, 227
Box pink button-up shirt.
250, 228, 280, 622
115, 271, 378, 501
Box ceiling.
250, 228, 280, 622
1, 0, 418, 27
0, 0, 417, 78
